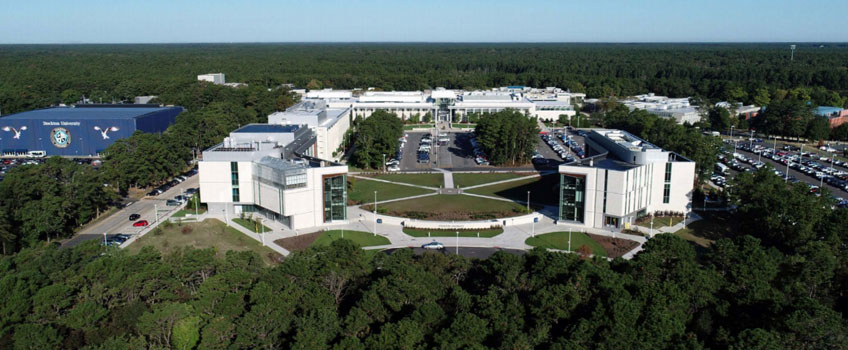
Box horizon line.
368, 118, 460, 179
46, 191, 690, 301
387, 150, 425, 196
0, 41, 846, 45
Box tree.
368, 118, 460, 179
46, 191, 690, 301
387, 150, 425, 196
805, 116, 831, 141
351, 110, 403, 169
422, 112, 432, 123
408, 113, 420, 124
557, 114, 569, 125
708, 106, 733, 132
474, 110, 539, 166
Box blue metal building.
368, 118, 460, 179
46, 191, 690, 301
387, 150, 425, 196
0, 105, 183, 156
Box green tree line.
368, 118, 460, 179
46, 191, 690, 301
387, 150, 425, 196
474, 110, 540, 166
350, 110, 403, 169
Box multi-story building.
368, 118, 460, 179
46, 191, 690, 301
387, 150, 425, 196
715, 101, 761, 120
558, 129, 695, 230
268, 100, 351, 161
623, 93, 701, 124
199, 124, 348, 230
197, 73, 226, 85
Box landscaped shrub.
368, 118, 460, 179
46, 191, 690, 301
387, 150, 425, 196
181, 226, 193, 235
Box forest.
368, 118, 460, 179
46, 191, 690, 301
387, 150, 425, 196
1, 167, 846, 349
1, 43, 847, 116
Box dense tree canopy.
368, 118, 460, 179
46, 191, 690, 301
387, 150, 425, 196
475, 110, 540, 166
0, 158, 116, 252
351, 110, 403, 169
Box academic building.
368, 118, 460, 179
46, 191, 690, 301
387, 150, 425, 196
558, 129, 695, 230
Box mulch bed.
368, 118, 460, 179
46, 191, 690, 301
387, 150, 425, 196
274, 232, 322, 252
587, 233, 640, 259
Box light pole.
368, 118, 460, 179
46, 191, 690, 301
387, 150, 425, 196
455, 231, 459, 255
749, 130, 754, 148
650, 217, 654, 236
773, 135, 777, 152
526, 191, 531, 212
531, 217, 535, 237
194, 194, 198, 217
373, 191, 377, 236
730, 125, 735, 152
568, 229, 572, 252
382, 153, 386, 172
260, 218, 265, 246
223, 208, 229, 227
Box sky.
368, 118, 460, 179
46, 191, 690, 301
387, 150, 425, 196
1, 0, 846, 44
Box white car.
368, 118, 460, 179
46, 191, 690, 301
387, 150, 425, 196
387, 165, 400, 172
422, 241, 445, 250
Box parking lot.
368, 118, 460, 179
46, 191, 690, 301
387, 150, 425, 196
397, 130, 580, 171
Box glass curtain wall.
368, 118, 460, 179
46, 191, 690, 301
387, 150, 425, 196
559, 174, 586, 223
323, 174, 347, 222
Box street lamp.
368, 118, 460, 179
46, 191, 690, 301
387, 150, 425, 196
455, 231, 459, 255
373, 191, 377, 236
382, 153, 386, 172
526, 191, 531, 212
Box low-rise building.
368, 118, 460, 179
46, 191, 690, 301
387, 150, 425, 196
715, 101, 760, 120
197, 73, 225, 85
815, 106, 848, 128
623, 93, 701, 124
199, 124, 348, 230
558, 129, 695, 230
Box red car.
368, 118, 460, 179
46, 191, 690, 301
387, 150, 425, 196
132, 220, 149, 227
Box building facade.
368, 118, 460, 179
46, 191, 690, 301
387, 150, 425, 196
558, 129, 695, 230
623, 93, 701, 124
0, 105, 183, 156
197, 73, 226, 85
199, 124, 348, 230
816, 106, 848, 128
268, 100, 351, 161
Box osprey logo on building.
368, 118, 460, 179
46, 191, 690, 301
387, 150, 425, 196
50, 127, 71, 148
1, 126, 27, 139
93, 126, 119, 139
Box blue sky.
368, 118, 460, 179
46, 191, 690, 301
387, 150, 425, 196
1, 0, 846, 43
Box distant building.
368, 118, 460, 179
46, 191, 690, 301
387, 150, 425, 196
197, 73, 226, 85
268, 100, 352, 161
715, 101, 760, 120
134, 96, 158, 104
815, 106, 848, 128
558, 129, 695, 230
301, 86, 585, 123
623, 93, 701, 124
0, 105, 183, 157
199, 123, 347, 230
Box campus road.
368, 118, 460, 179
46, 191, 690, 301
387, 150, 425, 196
61, 175, 200, 248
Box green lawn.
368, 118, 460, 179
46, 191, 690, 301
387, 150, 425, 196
402, 227, 503, 238
232, 218, 273, 233
671, 211, 738, 248
452, 123, 477, 129
525, 231, 608, 257
365, 194, 529, 220
465, 174, 560, 206
403, 124, 435, 130
348, 177, 435, 204
453, 172, 532, 188
313, 230, 391, 247
636, 216, 684, 229
171, 208, 207, 218
368, 173, 444, 188
125, 219, 281, 265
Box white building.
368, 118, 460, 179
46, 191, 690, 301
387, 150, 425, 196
623, 93, 701, 124
301, 86, 585, 123
199, 124, 348, 230
197, 73, 226, 85
268, 100, 351, 161
558, 129, 695, 230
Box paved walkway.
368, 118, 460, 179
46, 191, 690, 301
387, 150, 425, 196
349, 174, 438, 191
435, 168, 454, 188
461, 171, 556, 190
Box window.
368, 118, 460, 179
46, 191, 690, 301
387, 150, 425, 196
323, 175, 347, 222
663, 184, 671, 204
602, 170, 609, 213
231, 162, 240, 201
560, 174, 585, 223
665, 163, 672, 182
232, 188, 240, 202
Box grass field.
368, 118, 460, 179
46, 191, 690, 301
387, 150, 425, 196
172, 208, 207, 218
451, 123, 477, 129
367, 173, 444, 188
232, 218, 273, 233
348, 177, 435, 204
364, 194, 529, 220
672, 211, 737, 248
453, 172, 532, 188
465, 174, 560, 206
313, 230, 391, 247
403, 124, 435, 130
636, 216, 684, 229
525, 231, 608, 257
125, 219, 281, 265
402, 227, 503, 238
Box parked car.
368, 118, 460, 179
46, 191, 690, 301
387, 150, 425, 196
166, 199, 181, 206
133, 220, 149, 227
422, 241, 445, 250
129, 213, 141, 221
387, 165, 400, 172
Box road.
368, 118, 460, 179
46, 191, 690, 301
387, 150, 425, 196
61, 175, 200, 248
384, 247, 526, 259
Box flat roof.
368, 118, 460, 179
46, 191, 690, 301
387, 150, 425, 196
233, 124, 300, 133
1, 106, 182, 120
